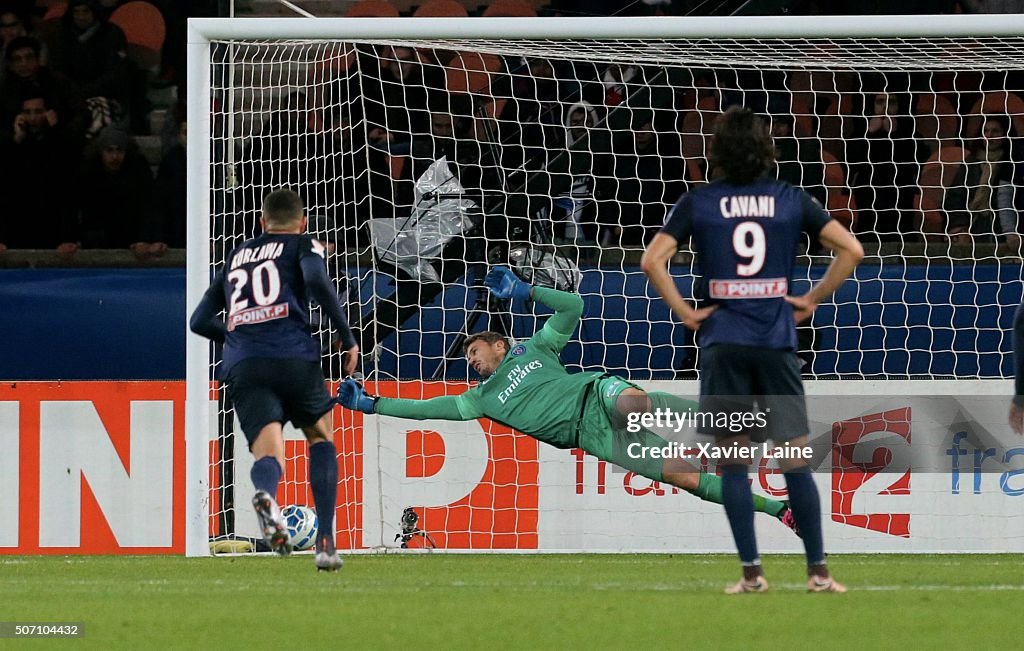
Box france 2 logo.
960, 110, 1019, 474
510, 344, 527, 357
831, 407, 912, 538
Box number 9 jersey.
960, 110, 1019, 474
661, 178, 832, 350
218, 233, 330, 372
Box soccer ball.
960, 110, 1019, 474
282, 505, 318, 551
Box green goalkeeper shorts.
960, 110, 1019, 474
576, 376, 671, 483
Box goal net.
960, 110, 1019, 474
186, 16, 1024, 556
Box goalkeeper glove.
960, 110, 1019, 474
336, 378, 377, 414
484, 266, 532, 301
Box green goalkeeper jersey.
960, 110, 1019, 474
374, 286, 602, 449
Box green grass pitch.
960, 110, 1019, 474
1, 554, 1020, 649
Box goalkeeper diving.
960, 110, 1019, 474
337, 266, 799, 534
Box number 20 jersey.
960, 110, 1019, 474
661, 177, 832, 351
220, 233, 326, 370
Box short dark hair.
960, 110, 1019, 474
5, 35, 40, 61
709, 106, 775, 185
20, 91, 48, 108
262, 189, 304, 225
463, 331, 509, 354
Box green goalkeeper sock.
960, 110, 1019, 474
688, 472, 786, 518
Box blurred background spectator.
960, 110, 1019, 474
0, 1, 46, 82
847, 90, 922, 242
944, 114, 1023, 247
771, 112, 828, 207
72, 125, 155, 250
45, 0, 146, 133
1, 36, 73, 137
150, 117, 186, 254
2, 0, 1022, 262
594, 110, 686, 246
0, 89, 78, 250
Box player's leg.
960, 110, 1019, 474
777, 438, 842, 592
250, 423, 286, 493
700, 345, 767, 593
228, 359, 292, 555
300, 413, 343, 571
286, 360, 343, 571
249, 423, 292, 555
760, 351, 845, 593
605, 380, 792, 525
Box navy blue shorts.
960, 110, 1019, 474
225, 358, 334, 448
698, 343, 808, 443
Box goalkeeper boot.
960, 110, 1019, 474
778, 502, 802, 538
807, 575, 847, 593
314, 534, 343, 572
252, 490, 292, 556
724, 576, 769, 594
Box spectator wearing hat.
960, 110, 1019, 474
71, 125, 155, 250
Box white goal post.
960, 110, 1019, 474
186, 15, 1023, 558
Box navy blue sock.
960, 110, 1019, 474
721, 464, 760, 566
309, 441, 338, 542
250, 456, 282, 497
784, 469, 826, 566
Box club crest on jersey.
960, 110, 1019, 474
510, 344, 527, 357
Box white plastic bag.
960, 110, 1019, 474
368, 157, 478, 282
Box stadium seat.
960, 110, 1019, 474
915, 93, 959, 141
345, 0, 400, 17
914, 141, 967, 234
445, 51, 502, 95
965, 91, 1024, 138
445, 51, 505, 139
42, 2, 67, 21
482, 0, 537, 17
821, 150, 856, 229
109, 1, 166, 72
785, 70, 856, 157
413, 0, 469, 17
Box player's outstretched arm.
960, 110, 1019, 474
189, 271, 227, 343
785, 221, 865, 322
641, 233, 716, 331
336, 378, 481, 421
300, 254, 359, 375
484, 266, 584, 352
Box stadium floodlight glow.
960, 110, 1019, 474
186, 15, 1020, 558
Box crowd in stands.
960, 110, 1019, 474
0, 0, 212, 255
3, 0, 1024, 257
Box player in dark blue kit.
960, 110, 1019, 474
642, 107, 864, 593
190, 189, 358, 571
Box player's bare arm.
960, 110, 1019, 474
641, 233, 717, 331
785, 220, 865, 323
